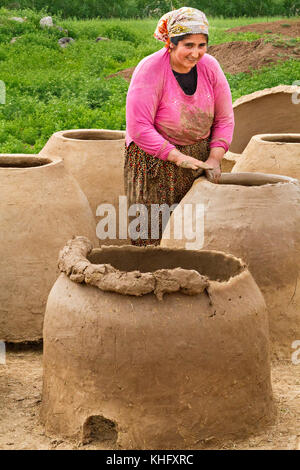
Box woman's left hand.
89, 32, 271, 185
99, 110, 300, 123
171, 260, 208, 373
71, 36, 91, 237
204, 150, 224, 184
205, 162, 221, 184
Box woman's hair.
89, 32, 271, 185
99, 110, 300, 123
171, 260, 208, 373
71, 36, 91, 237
170, 33, 208, 46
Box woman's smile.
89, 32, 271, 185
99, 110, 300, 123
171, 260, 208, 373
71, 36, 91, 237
169, 33, 208, 73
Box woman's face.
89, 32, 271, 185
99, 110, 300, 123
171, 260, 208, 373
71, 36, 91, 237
170, 33, 208, 73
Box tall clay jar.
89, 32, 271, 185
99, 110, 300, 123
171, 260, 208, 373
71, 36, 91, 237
222, 85, 300, 171
39, 129, 127, 245
41, 237, 275, 449
232, 134, 300, 179
161, 173, 300, 360
0, 155, 97, 342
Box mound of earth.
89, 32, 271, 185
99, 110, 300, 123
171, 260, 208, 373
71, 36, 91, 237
226, 19, 300, 37
208, 38, 300, 74
107, 36, 299, 81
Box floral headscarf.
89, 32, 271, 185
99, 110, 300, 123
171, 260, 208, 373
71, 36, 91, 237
154, 7, 209, 49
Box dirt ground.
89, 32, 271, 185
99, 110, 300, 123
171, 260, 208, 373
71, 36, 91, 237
226, 19, 300, 37
0, 344, 299, 450
208, 38, 300, 74
107, 19, 300, 81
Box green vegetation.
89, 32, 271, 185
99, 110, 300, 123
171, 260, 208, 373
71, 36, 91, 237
1, 0, 299, 18
0, 8, 299, 153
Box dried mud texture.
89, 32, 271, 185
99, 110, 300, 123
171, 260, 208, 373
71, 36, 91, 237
58, 237, 209, 300
0, 154, 97, 343
0, 349, 299, 450
42, 241, 275, 449
232, 133, 300, 178
226, 19, 300, 38
161, 174, 300, 360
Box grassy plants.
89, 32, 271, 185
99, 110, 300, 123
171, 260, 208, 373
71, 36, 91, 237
0, 8, 299, 153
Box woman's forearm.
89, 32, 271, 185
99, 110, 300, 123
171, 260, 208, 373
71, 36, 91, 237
167, 148, 214, 171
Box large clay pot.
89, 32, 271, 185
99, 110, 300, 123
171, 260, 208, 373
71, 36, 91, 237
232, 133, 300, 179
39, 129, 127, 245
0, 155, 97, 342
161, 173, 300, 360
41, 236, 275, 449
222, 85, 300, 171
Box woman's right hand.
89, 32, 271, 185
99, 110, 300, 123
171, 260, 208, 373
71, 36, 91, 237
167, 149, 214, 171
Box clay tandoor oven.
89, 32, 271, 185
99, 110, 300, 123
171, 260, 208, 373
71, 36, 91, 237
41, 237, 275, 449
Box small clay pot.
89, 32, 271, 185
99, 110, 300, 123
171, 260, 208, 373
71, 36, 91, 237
232, 134, 300, 179
41, 237, 275, 449
40, 129, 127, 245
222, 85, 300, 171
161, 172, 300, 360
0, 154, 97, 342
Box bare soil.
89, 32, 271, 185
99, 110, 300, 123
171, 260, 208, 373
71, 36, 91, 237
0, 345, 299, 450
226, 19, 300, 38
208, 38, 300, 74
107, 19, 300, 81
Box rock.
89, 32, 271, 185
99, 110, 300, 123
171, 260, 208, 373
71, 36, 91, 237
95, 36, 110, 42
9, 17, 25, 23
39, 16, 54, 28
58, 37, 74, 48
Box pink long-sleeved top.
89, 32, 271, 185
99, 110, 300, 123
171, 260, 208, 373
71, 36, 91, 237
126, 47, 234, 160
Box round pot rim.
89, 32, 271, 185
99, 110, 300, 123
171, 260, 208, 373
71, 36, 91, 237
233, 84, 300, 108
58, 237, 246, 299
198, 172, 298, 187
251, 133, 300, 144
0, 154, 62, 170
51, 129, 126, 142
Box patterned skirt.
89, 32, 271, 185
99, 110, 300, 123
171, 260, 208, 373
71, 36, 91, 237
124, 139, 210, 246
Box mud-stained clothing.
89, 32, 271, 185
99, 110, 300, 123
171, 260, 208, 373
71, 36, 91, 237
124, 139, 210, 246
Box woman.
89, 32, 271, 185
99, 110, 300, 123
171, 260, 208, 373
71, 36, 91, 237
125, 7, 234, 245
